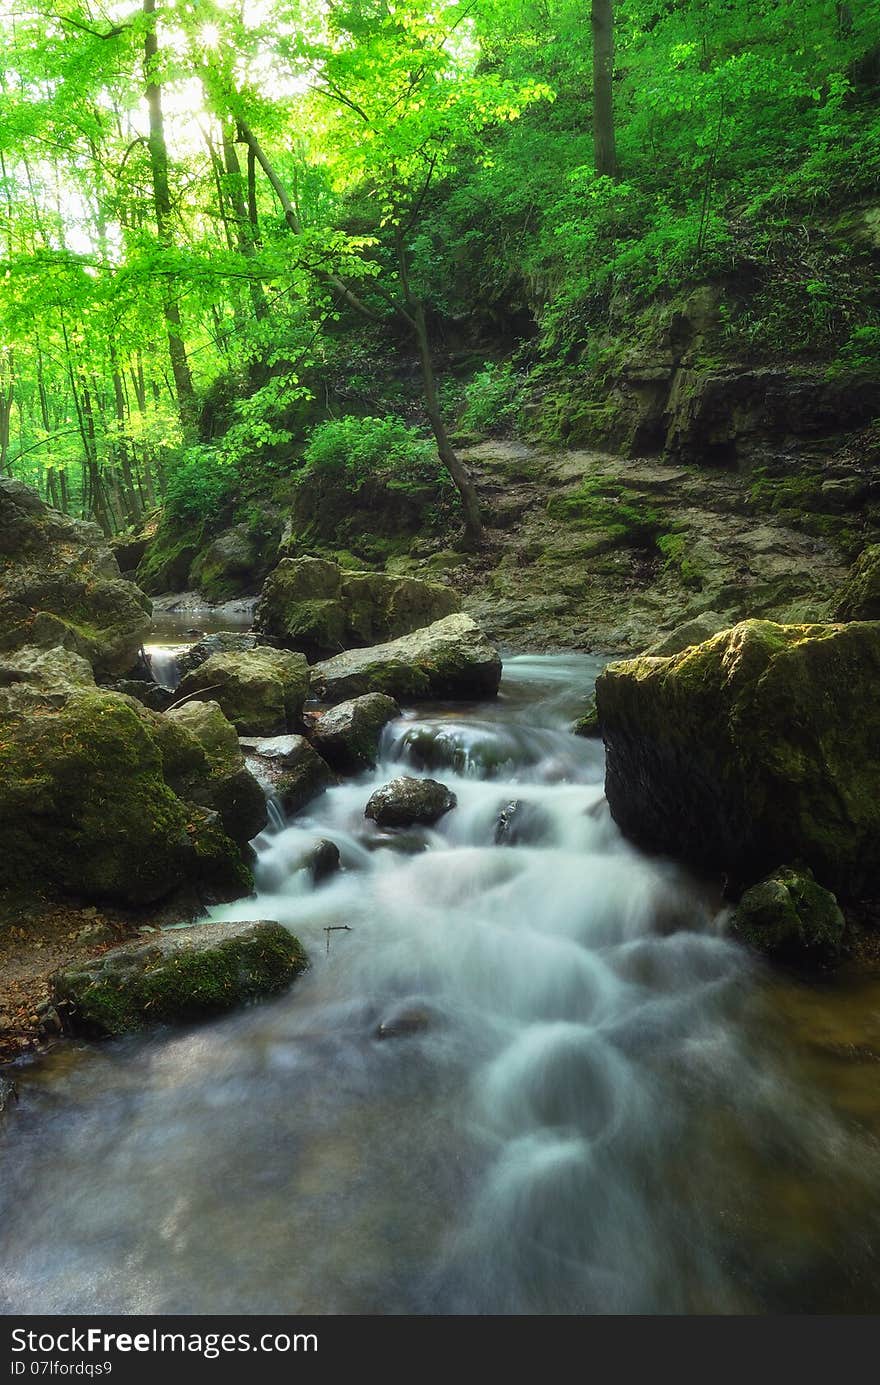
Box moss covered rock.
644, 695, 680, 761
835, 544, 880, 622
311, 613, 502, 703
189, 520, 281, 603
311, 693, 400, 772
135, 519, 202, 596
52, 920, 306, 1036
365, 775, 457, 827
254, 557, 460, 661
0, 478, 152, 677
0, 689, 252, 906
174, 648, 310, 735
0, 645, 95, 715
731, 867, 845, 965
595, 619, 880, 899
164, 699, 268, 843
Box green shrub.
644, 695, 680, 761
301, 415, 448, 494
164, 445, 237, 527
460, 362, 524, 435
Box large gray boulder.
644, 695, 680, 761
240, 733, 335, 815
0, 478, 152, 677
174, 648, 310, 735
311, 693, 400, 772
310, 613, 502, 703
52, 920, 306, 1036
0, 645, 95, 715
254, 557, 460, 660
595, 619, 880, 901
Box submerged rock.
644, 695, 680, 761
52, 920, 306, 1036
494, 799, 553, 847
240, 733, 335, 815
596, 619, 880, 901
311, 613, 502, 703
311, 693, 400, 773
174, 648, 310, 735
732, 867, 845, 965
0, 478, 152, 677
571, 695, 600, 739
254, 556, 460, 661
365, 776, 457, 828
0, 689, 253, 907
164, 699, 268, 844
835, 544, 880, 622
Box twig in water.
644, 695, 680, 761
324, 925, 352, 956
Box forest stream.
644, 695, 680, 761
3, 653, 880, 1315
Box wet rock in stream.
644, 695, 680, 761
365, 776, 457, 828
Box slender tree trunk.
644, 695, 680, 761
143, 0, 196, 423
591, 0, 618, 178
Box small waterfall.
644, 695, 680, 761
144, 644, 183, 691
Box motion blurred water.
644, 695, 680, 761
3, 655, 880, 1314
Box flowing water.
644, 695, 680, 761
3, 655, 880, 1314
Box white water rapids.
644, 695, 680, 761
3, 655, 880, 1314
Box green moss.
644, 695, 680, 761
136, 520, 204, 595
732, 867, 845, 965
60, 925, 306, 1036
547, 476, 663, 549
656, 531, 704, 589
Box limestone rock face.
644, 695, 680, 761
176, 631, 259, 680
0, 689, 253, 907
644, 611, 730, 657
595, 619, 880, 899
311, 693, 400, 772
0, 478, 151, 677
0, 645, 95, 715
835, 544, 880, 622
365, 776, 457, 827
254, 557, 459, 661
731, 867, 845, 965
52, 920, 306, 1036
310, 613, 502, 704
174, 648, 310, 735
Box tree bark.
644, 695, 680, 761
591, 0, 618, 178
143, 0, 196, 423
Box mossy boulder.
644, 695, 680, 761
135, 518, 202, 596
174, 648, 310, 735
176, 631, 259, 679
596, 619, 880, 900
644, 612, 730, 657
52, 920, 306, 1036
254, 557, 460, 661
164, 700, 268, 843
731, 867, 845, 965
310, 613, 502, 703
365, 775, 457, 827
835, 544, 880, 622
0, 478, 152, 677
189, 519, 281, 603
0, 645, 95, 715
239, 733, 335, 816
572, 694, 600, 738
311, 693, 400, 772
0, 689, 252, 906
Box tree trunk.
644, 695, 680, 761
410, 300, 483, 549
591, 0, 618, 178
143, 0, 196, 424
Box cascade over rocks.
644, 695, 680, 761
596, 619, 880, 900
365, 775, 457, 827
311, 613, 502, 703
52, 920, 306, 1036
174, 648, 310, 735
254, 556, 459, 661
310, 693, 400, 772
0, 478, 152, 677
